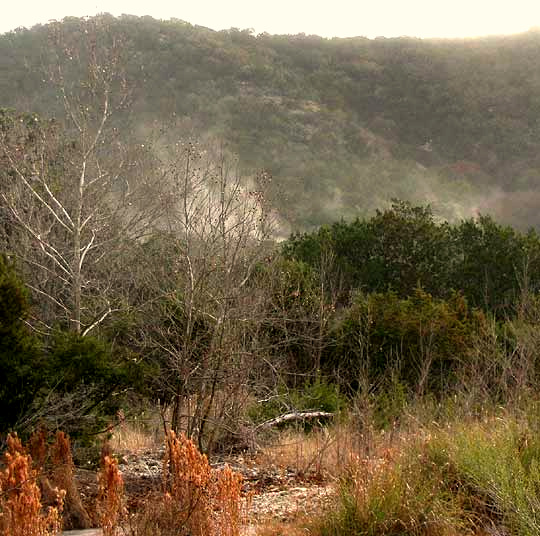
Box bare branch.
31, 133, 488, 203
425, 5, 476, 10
0, 159, 73, 234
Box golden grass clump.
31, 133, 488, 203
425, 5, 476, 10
0, 433, 64, 536
97, 453, 125, 536
111, 415, 162, 453
255, 422, 362, 479
308, 411, 540, 536
309, 425, 474, 536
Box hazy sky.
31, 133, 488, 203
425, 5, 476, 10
2, 0, 540, 38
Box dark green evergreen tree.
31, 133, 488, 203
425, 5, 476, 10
0, 254, 41, 431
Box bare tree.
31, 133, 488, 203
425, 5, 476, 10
145, 141, 276, 451
0, 19, 166, 335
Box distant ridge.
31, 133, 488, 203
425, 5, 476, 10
2, 15, 540, 230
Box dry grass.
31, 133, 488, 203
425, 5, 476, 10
214, 464, 244, 536
288, 407, 540, 536
254, 422, 366, 480
110, 412, 162, 453
165, 430, 243, 536
299, 425, 474, 536
28, 427, 48, 469
254, 518, 315, 536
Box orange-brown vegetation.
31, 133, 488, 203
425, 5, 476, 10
97, 453, 125, 536
0, 427, 245, 535
122, 430, 245, 535
51, 431, 91, 530
0, 434, 63, 536
138, 430, 243, 536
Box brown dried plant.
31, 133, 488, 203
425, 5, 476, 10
214, 464, 243, 536
28, 427, 48, 470
159, 430, 243, 536
0, 433, 64, 536
123, 430, 244, 535
97, 453, 125, 536
164, 430, 213, 536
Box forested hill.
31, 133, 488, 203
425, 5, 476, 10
2, 14, 540, 230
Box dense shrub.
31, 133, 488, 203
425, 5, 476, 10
325, 288, 484, 394
284, 201, 540, 315
37, 332, 145, 443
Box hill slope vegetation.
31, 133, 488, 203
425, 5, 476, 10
2, 15, 540, 229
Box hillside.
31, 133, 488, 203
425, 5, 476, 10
2, 15, 540, 229
6, 17, 540, 536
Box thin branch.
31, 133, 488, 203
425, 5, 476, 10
0, 162, 73, 234
81, 304, 118, 336
79, 229, 96, 270
26, 284, 69, 313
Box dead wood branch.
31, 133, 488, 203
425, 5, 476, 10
255, 411, 334, 431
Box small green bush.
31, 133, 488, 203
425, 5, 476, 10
326, 288, 483, 395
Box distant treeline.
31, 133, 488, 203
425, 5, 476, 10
2, 16, 540, 229
284, 200, 540, 314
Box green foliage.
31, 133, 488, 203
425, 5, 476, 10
46, 332, 134, 395
285, 201, 452, 298
327, 288, 482, 393
431, 419, 540, 535
256, 257, 326, 374
39, 331, 146, 438
0, 255, 42, 431
286, 201, 540, 314
370, 376, 410, 430
450, 215, 540, 311
291, 375, 345, 414
3, 17, 540, 229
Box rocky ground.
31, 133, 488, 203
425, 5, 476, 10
71, 448, 336, 535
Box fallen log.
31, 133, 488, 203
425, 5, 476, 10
255, 411, 334, 431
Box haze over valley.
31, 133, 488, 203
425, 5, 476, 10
2, 14, 540, 231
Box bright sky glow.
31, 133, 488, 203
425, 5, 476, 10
2, 0, 540, 38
